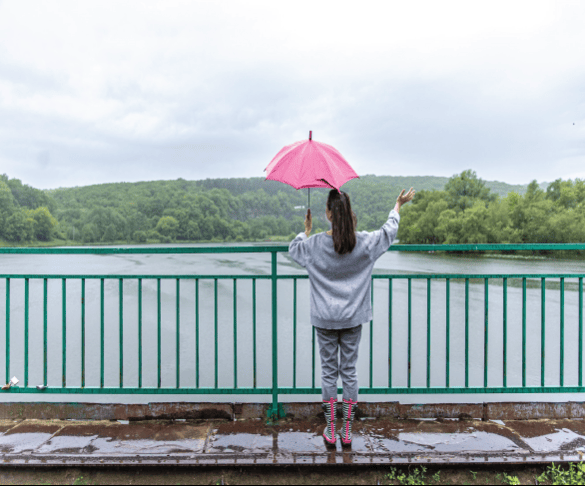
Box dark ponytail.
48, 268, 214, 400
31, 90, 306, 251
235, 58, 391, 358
327, 189, 356, 255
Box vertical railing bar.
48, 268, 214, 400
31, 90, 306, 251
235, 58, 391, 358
465, 278, 469, 388
214, 278, 218, 389
370, 278, 374, 388
408, 278, 412, 389
157, 278, 161, 389
541, 277, 545, 388
5, 278, 9, 386
426, 278, 431, 389
24, 278, 29, 388
80, 279, 86, 388
176, 278, 180, 389
138, 278, 142, 389
579, 277, 583, 386
560, 277, 565, 387
503, 277, 508, 388
119, 278, 123, 389
388, 278, 393, 389
195, 278, 199, 389
61, 278, 66, 388
100, 278, 104, 388
233, 279, 237, 389
44, 278, 48, 387
484, 278, 489, 389
293, 278, 297, 390
446, 278, 450, 388
270, 251, 279, 416
312, 326, 316, 390
252, 278, 256, 389
522, 277, 527, 387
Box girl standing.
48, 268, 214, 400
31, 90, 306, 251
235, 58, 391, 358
289, 187, 415, 446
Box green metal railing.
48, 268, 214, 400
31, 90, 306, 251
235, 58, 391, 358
1, 243, 585, 420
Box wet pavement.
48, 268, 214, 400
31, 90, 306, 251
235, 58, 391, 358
2, 416, 585, 467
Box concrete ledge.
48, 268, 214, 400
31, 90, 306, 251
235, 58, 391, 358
0, 403, 233, 421
485, 402, 585, 420
1, 401, 585, 421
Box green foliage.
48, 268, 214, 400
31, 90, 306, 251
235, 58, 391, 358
399, 172, 585, 255
132, 230, 147, 243
156, 216, 179, 240
444, 169, 496, 212
30, 207, 58, 241
4, 211, 35, 242
0, 171, 572, 247
5, 176, 56, 212
385, 466, 427, 485
502, 473, 521, 485
537, 462, 585, 485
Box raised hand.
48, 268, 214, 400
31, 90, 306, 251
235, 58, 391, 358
304, 208, 312, 236
397, 187, 415, 206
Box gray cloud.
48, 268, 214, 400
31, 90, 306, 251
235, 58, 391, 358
0, 1, 584, 189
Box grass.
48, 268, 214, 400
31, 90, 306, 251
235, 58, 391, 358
3, 464, 584, 485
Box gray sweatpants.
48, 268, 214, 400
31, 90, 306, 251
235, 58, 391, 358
315, 325, 363, 402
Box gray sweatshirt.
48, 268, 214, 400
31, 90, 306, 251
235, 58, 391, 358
288, 210, 400, 330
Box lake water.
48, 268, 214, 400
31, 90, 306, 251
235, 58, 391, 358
1, 242, 585, 404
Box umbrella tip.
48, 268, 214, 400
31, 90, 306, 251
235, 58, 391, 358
309, 130, 312, 141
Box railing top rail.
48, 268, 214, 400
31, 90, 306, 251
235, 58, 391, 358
1, 242, 585, 255
1, 273, 584, 280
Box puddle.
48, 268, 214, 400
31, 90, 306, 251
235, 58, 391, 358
207, 433, 273, 453
368, 433, 432, 453
0, 433, 55, 454
277, 432, 331, 452
397, 431, 525, 453
85, 437, 205, 454
37, 434, 99, 454
522, 429, 585, 452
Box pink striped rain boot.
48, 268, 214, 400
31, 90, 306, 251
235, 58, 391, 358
340, 399, 357, 446
322, 398, 337, 446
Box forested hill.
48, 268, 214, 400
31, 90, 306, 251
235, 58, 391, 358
0, 172, 550, 245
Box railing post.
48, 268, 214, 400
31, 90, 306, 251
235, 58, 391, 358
267, 250, 284, 421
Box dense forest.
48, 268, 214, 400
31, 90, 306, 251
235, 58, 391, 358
0, 170, 572, 249
397, 170, 585, 252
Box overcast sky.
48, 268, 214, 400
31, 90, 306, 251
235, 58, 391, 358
0, 1, 584, 189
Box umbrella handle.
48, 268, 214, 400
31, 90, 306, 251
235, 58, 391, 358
308, 188, 310, 209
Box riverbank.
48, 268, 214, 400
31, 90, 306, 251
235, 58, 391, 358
2, 238, 585, 262
0, 234, 295, 248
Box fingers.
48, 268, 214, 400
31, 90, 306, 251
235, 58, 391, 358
398, 187, 415, 204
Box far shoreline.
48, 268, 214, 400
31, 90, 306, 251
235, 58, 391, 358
1, 237, 581, 260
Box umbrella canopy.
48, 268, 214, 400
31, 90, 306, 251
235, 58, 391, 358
265, 131, 359, 194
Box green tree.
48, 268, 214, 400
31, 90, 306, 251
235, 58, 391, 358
102, 224, 117, 242
0, 179, 16, 237
4, 211, 35, 242
81, 223, 98, 243
30, 207, 58, 241
397, 190, 448, 244
444, 170, 496, 212
132, 230, 147, 243
155, 216, 179, 240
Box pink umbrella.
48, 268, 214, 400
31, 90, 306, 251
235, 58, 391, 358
264, 131, 359, 208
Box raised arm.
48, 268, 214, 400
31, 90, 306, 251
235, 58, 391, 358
393, 187, 415, 213
367, 187, 415, 260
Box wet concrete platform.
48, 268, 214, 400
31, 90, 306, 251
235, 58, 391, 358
1, 416, 585, 467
